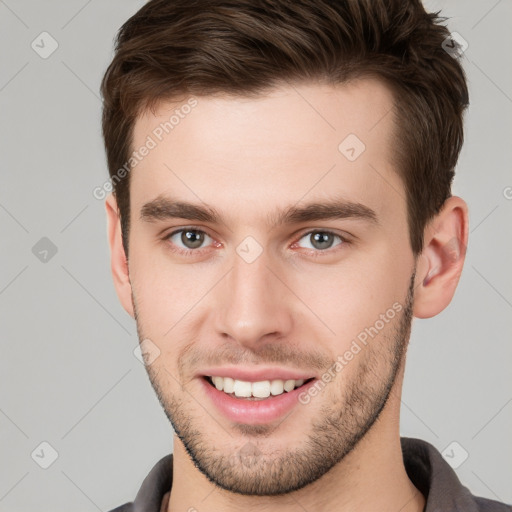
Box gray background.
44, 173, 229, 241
1, 0, 511, 510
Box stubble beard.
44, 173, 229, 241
134, 270, 416, 496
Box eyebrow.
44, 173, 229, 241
140, 195, 379, 228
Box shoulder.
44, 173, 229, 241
400, 437, 511, 512
474, 496, 512, 511
106, 503, 133, 512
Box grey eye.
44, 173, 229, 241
297, 231, 343, 251
169, 229, 212, 250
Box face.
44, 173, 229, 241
125, 80, 417, 495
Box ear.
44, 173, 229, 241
413, 196, 469, 319
105, 193, 135, 318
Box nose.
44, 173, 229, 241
214, 249, 294, 351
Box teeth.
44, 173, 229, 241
270, 379, 284, 395
233, 380, 252, 397
212, 376, 223, 390
223, 377, 235, 394
252, 381, 271, 398
283, 379, 295, 392
208, 376, 307, 398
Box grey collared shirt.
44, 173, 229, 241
108, 437, 511, 512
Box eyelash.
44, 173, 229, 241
162, 227, 350, 258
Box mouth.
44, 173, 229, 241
203, 375, 315, 400
200, 374, 318, 425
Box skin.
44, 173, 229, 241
106, 79, 468, 512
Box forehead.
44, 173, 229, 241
129, 79, 405, 227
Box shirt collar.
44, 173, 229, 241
401, 437, 479, 512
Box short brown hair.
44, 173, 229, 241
101, 0, 468, 257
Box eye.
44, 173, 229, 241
294, 230, 345, 252
165, 228, 214, 252
163, 227, 348, 257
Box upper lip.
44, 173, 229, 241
199, 366, 317, 382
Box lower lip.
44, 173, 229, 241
200, 377, 317, 425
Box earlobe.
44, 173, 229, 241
413, 196, 469, 319
105, 193, 135, 318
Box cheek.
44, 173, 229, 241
129, 247, 198, 338
288, 250, 408, 348
130, 237, 209, 303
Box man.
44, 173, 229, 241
101, 1, 510, 511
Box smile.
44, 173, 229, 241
206, 375, 313, 400
201, 375, 318, 424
